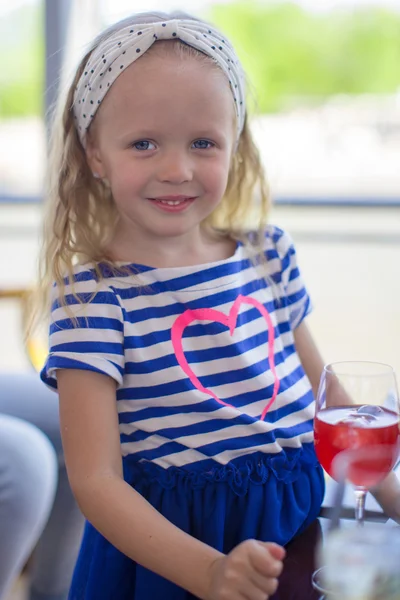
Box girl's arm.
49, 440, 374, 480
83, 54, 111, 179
57, 369, 284, 600
293, 321, 400, 523
293, 320, 325, 398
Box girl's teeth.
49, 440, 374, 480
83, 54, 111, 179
159, 199, 184, 205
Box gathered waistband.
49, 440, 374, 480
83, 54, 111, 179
123, 443, 321, 496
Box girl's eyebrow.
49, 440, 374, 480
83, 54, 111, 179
113, 129, 159, 142
115, 127, 229, 141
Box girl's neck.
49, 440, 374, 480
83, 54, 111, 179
107, 224, 236, 269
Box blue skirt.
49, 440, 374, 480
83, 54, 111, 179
69, 444, 324, 599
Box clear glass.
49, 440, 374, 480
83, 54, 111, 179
314, 526, 400, 599
314, 361, 400, 525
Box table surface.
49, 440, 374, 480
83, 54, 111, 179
271, 519, 322, 600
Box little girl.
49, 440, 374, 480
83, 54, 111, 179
38, 9, 400, 600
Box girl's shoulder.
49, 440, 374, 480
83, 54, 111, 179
241, 225, 301, 285
50, 261, 124, 310
262, 224, 295, 255
243, 224, 296, 264
61, 261, 133, 288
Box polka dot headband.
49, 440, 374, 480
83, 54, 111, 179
73, 18, 246, 148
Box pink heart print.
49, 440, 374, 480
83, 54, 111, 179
171, 294, 280, 421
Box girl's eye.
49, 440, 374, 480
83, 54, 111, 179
192, 139, 214, 150
132, 140, 155, 151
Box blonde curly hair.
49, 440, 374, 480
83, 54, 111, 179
33, 11, 271, 330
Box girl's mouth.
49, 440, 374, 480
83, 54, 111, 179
148, 196, 197, 212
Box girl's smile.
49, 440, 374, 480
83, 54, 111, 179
147, 195, 198, 212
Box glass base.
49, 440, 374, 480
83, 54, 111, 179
311, 566, 336, 599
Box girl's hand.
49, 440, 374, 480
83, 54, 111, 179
207, 539, 285, 600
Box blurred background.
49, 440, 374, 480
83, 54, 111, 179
0, 0, 399, 376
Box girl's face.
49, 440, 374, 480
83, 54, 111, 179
86, 49, 236, 255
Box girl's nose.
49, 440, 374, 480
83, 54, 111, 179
157, 151, 193, 184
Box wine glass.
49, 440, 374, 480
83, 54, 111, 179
314, 361, 400, 526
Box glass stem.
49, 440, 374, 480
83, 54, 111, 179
354, 488, 367, 526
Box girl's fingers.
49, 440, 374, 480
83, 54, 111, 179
225, 567, 279, 599
248, 541, 284, 578
248, 570, 280, 596
214, 540, 284, 600
264, 542, 286, 562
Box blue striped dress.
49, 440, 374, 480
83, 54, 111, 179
41, 225, 324, 600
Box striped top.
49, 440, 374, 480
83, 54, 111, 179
41, 225, 315, 472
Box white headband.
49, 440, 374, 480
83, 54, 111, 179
73, 18, 246, 147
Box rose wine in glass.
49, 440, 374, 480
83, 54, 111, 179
314, 361, 400, 525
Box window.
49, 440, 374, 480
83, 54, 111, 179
0, 0, 45, 202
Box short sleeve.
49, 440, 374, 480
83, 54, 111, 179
40, 273, 125, 390
270, 226, 312, 329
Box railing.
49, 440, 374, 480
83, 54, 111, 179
1, 194, 400, 207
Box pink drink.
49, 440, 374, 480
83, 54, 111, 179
314, 405, 399, 487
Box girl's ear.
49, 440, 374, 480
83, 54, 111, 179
86, 134, 106, 179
